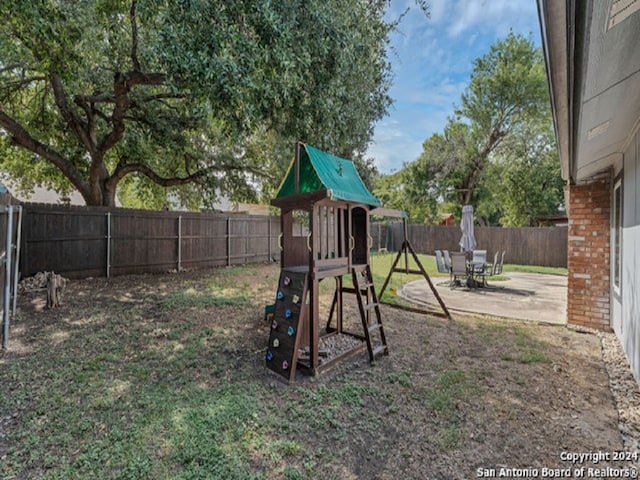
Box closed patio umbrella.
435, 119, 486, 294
459, 204, 477, 252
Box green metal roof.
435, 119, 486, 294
275, 143, 381, 207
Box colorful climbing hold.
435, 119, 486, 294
285, 309, 292, 318
266, 351, 273, 361
273, 338, 280, 348
282, 360, 289, 370
287, 326, 295, 336
283, 276, 291, 286
271, 319, 278, 330
292, 294, 300, 304
277, 291, 284, 300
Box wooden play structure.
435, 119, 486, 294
266, 142, 388, 381
265, 142, 449, 382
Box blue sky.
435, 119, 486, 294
368, 0, 542, 174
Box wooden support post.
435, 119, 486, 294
177, 215, 182, 272
226, 216, 231, 266
294, 142, 301, 194
403, 218, 409, 273
310, 275, 319, 373
310, 205, 320, 372
106, 212, 111, 278
336, 276, 343, 332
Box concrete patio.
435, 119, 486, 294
399, 271, 568, 324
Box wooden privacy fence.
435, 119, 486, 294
21, 203, 281, 279
20, 204, 568, 279
371, 222, 568, 268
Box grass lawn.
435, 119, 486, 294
2, 261, 612, 480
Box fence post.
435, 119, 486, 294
268, 216, 272, 262
177, 215, 182, 272
245, 217, 248, 264
11, 206, 22, 316
3, 206, 13, 349
226, 216, 231, 266
106, 212, 111, 278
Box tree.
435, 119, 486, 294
397, 31, 559, 225
490, 118, 564, 226
453, 31, 549, 205
0, 0, 395, 207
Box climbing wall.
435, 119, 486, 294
265, 269, 308, 382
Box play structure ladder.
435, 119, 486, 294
352, 265, 388, 361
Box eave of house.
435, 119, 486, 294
538, 0, 640, 184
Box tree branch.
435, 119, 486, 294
2, 75, 48, 88
0, 75, 47, 102
50, 75, 95, 153
0, 63, 24, 73
109, 160, 269, 189
73, 95, 97, 145
0, 109, 91, 200
112, 162, 209, 187
74, 93, 115, 104
95, 69, 166, 155
125, 70, 166, 87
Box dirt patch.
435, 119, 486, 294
2, 264, 638, 479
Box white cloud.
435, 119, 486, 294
448, 0, 539, 38
427, 0, 448, 24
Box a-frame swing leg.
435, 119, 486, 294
377, 244, 407, 300
405, 241, 451, 319
377, 239, 451, 320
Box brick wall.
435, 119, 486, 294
567, 174, 611, 331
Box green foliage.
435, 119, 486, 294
161, 287, 249, 310
492, 120, 564, 226
424, 369, 470, 415
378, 32, 562, 226
169, 385, 264, 480
0, 0, 393, 207
420, 369, 475, 449
459, 32, 548, 138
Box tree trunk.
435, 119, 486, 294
103, 188, 117, 207
80, 181, 117, 207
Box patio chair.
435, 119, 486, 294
471, 250, 487, 274
449, 252, 469, 288
442, 250, 452, 271
435, 250, 449, 274
475, 251, 498, 287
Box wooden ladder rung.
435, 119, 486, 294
352, 265, 388, 364
372, 345, 388, 357
368, 323, 382, 333
342, 286, 373, 294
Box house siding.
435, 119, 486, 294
567, 174, 612, 331
620, 129, 640, 381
